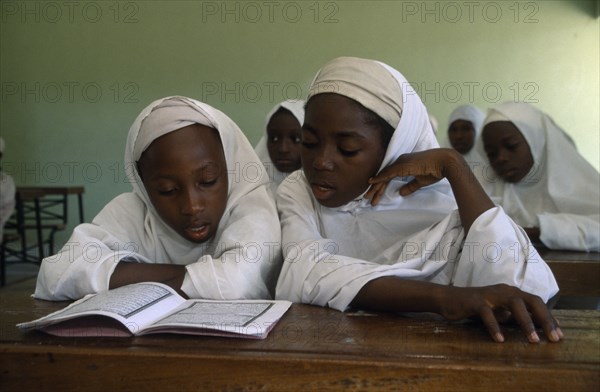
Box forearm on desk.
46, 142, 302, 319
109, 261, 187, 296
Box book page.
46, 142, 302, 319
140, 300, 292, 338
18, 282, 186, 335
154, 302, 272, 326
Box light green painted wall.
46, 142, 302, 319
1, 0, 598, 243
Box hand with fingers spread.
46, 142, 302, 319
352, 277, 563, 344
440, 284, 563, 343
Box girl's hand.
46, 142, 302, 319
366, 149, 460, 206
441, 284, 563, 343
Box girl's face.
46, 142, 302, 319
137, 124, 228, 243
482, 121, 534, 183
266, 109, 302, 173
447, 119, 475, 154
302, 93, 387, 208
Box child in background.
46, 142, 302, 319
254, 100, 305, 195
480, 102, 600, 252
445, 104, 494, 193
275, 57, 561, 343
35, 96, 281, 300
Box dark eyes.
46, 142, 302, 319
158, 188, 176, 196
270, 136, 302, 143
339, 149, 359, 157
485, 142, 521, 159
156, 179, 217, 196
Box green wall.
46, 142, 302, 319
1, 0, 599, 244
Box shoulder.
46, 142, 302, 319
93, 192, 146, 225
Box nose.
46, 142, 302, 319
312, 146, 335, 171
494, 148, 510, 165
279, 139, 292, 153
180, 187, 204, 215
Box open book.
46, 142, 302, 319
18, 282, 292, 339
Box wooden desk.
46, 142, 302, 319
538, 247, 600, 297
1, 291, 598, 391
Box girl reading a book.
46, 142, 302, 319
275, 57, 562, 343
35, 96, 281, 301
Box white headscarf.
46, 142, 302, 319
35, 96, 282, 300
275, 58, 558, 310
479, 102, 600, 251
254, 100, 305, 191
445, 104, 495, 193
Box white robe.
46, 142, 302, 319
479, 102, 600, 252
275, 58, 559, 311
254, 100, 305, 195
35, 96, 282, 300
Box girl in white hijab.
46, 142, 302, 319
445, 104, 495, 193
275, 57, 562, 343
35, 96, 281, 301
480, 102, 599, 252
254, 100, 305, 195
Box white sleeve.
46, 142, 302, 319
181, 186, 282, 300
538, 213, 600, 252
34, 223, 145, 300
451, 207, 559, 302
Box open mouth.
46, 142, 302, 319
185, 224, 210, 242
310, 182, 336, 201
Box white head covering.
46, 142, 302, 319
307, 56, 440, 173
448, 104, 485, 140
275, 58, 558, 309
479, 102, 600, 250
254, 100, 305, 189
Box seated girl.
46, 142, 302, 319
480, 102, 600, 252
35, 96, 281, 300
255, 100, 305, 195
445, 104, 494, 193
275, 57, 561, 343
